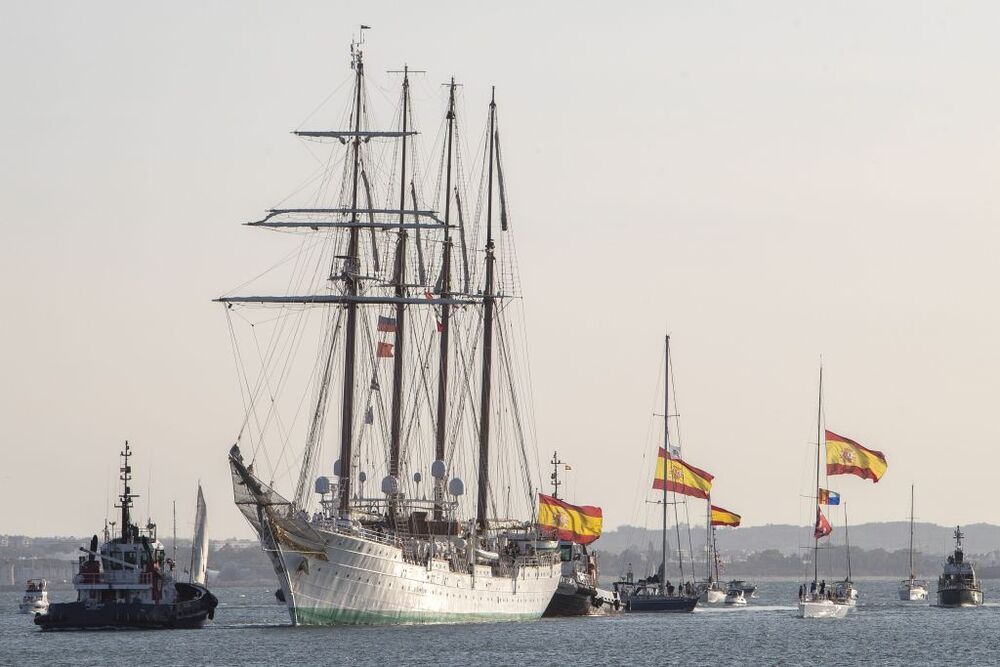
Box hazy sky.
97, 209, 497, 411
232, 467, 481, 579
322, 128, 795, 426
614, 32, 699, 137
3, 1, 1000, 540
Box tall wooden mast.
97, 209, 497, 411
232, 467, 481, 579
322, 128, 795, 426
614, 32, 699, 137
388, 65, 410, 489
476, 88, 498, 533
433, 79, 457, 520
337, 40, 365, 513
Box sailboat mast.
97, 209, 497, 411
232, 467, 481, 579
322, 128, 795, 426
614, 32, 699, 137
476, 88, 498, 533
909, 483, 915, 579
388, 65, 410, 486
844, 501, 852, 581
661, 335, 669, 593
433, 78, 456, 521
706, 496, 712, 581
813, 366, 823, 583
337, 43, 365, 513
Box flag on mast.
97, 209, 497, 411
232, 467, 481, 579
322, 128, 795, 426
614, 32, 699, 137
825, 430, 887, 483
710, 505, 741, 527
818, 488, 841, 505
652, 449, 714, 499
377, 316, 397, 333
537, 494, 603, 545
377, 342, 394, 358
814, 507, 833, 538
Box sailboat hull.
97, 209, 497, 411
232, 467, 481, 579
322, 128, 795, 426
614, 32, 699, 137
798, 599, 850, 619
898, 583, 928, 601
266, 529, 559, 626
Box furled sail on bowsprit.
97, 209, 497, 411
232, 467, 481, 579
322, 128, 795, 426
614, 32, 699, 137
217, 29, 558, 626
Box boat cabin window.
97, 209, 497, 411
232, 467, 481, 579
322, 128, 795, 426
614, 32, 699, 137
559, 545, 572, 562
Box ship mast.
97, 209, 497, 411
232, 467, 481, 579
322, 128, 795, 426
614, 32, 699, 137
813, 365, 823, 584
337, 37, 366, 514
433, 78, 457, 521
116, 441, 138, 543
550, 451, 563, 499
661, 335, 669, 594
476, 88, 498, 534
387, 65, 411, 501
908, 483, 915, 580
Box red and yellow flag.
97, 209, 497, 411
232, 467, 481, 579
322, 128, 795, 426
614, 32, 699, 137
825, 430, 887, 483
537, 494, 603, 545
710, 505, 741, 527
652, 449, 714, 499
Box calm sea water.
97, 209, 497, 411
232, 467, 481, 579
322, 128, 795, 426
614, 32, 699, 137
4, 580, 1000, 666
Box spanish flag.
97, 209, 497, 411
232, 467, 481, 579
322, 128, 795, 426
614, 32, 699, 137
652, 449, 714, 499
825, 430, 887, 483
710, 505, 741, 527
537, 494, 603, 545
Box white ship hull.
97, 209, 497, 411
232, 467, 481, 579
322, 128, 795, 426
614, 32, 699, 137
798, 598, 850, 619
268, 529, 559, 625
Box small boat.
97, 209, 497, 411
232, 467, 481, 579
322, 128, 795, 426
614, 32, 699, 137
34, 442, 218, 630
898, 484, 928, 601
19, 579, 49, 615
727, 579, 757, 598
698, 580, 726, 604
724, 585, 747, 606
936, 526, 982, 607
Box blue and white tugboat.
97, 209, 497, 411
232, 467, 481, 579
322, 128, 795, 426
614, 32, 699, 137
35, 442, 218, 630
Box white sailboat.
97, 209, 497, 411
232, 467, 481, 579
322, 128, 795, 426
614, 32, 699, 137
898, 484, 928, 601
220, 31, 558, 625
798, 368, 851, 619
189, 483, 208, 586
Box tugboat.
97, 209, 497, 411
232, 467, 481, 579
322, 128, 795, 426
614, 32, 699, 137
541, 453, 621, 617
34, 442, 218, 630
18, 579, 49, 615
936, 526, 982, 608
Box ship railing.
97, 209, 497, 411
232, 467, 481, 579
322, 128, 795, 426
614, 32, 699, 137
74, 571, 154, 586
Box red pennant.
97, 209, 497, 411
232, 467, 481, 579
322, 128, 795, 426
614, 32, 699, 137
814, 507, 833, 539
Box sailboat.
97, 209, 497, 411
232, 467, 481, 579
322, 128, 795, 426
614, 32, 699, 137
698, 506, 725, 604
832, 502, 858, 606
220, 32, 559, 625
898, 484, 928, 601
613, 336, 698, 613
798, 368, 851, 619
798, 368, 887, 618
189, 484, 208, 586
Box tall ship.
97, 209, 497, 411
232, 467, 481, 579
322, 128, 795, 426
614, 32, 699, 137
898, 484, 928, 601
798, 367, 887, 619
936, 526, 982, 607
35, 443, 217, 630
220, 31, 559, 625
